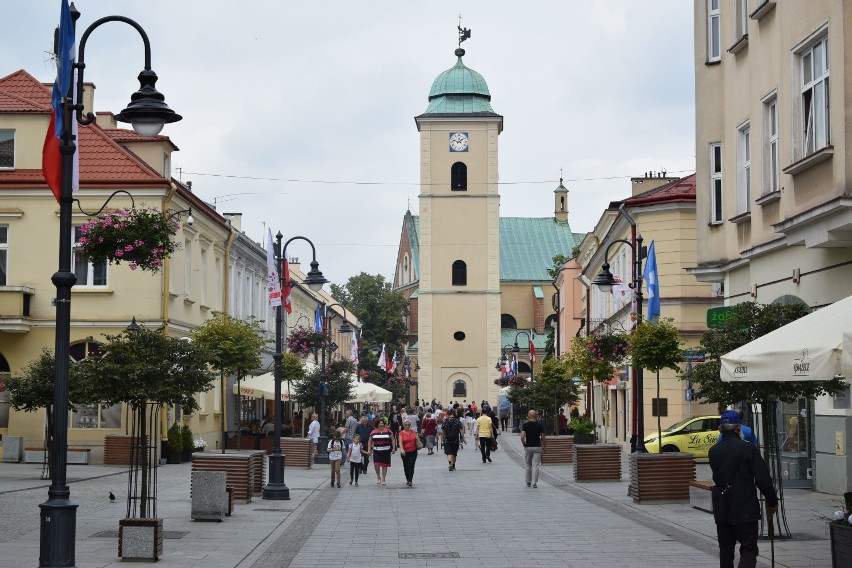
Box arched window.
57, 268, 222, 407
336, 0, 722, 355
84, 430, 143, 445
517, 361, 532, 374
453, 380, 467, 398
403, 254, 409, 283
452, 260, 467, 286
451, 162, 467, 191
501, 314, 517, 329
545, 314, 557, 328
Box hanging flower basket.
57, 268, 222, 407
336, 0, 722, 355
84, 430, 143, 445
588, 332, 629, 365
286, 326, 329, 357
494, 375, 526, 387
76, 207, 179, 273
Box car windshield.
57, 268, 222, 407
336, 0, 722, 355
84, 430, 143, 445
662, 418, 695, 432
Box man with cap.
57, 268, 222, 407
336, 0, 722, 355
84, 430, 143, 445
709, 410, 778, 568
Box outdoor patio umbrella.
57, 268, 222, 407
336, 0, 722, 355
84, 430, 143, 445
232, 372, 293, 400
720, 294, 852, 382
346, 381, 392, 403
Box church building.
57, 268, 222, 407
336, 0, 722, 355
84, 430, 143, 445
393, 45, 583, 405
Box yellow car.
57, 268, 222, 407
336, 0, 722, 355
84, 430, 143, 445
643, 415, 721, 457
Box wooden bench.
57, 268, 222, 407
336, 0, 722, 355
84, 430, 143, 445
689, 480, 714, 513
541, 436, 574, 464
628, 453, 695, 503
573, 443, 621, 482
24, 447, 91, 465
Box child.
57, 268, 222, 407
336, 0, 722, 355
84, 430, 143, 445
327, 431, 345, 488
348, 433, 364, 486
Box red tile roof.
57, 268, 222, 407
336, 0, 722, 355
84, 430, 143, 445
613, 174, 697, 208
0, 69, 169, 188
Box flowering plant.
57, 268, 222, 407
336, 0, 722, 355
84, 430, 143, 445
193, 437, 207, 451
830, 508, 852, 526
494, 375, 526, 388
286, 326, 329, 357
76, 207, 179, 273
588, 332, 630, 365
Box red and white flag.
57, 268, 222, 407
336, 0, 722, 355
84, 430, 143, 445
389, 352, 398, 374
266, 229, 281, 311
281, 257, 292, 314
377, 344, 387, 370
350, 327, 359, 366
529, 331, 536, 364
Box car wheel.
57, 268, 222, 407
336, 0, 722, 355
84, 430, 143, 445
661, 444, 679, 453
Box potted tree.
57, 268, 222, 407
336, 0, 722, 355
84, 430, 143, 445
569, 416, 595, 445
166, 423, 182, 465
180, 424, 193, 462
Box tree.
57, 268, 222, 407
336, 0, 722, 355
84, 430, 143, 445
628, 317, 683, 446
330, 272, 408, 354
507, 357, 579, 433
685, 302, 845, 406
292, 358, 354, 411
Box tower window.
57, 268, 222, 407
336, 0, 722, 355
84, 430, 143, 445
559, 196, 565, 211
453, 380, 467, 398
452, 260, 467, 286
501, 314, 517, 329
451, 162, 467, 191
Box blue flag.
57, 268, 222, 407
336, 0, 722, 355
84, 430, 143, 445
314, 304, 323, 332
52, 0, 75, 139
643, 240, 660, 321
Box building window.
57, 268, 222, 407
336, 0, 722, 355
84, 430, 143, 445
453, 331, 465, 341
501, 314, 517, 329
710, 143, 723, 223
736, 123, 751, 214
403, 254, 409, 283
735, 0, 748, 40
451, 260, 466, 286
0, 226, 7, 286
452, 379, 467, 398
69, 341, 121, 429
763, 96, 779, 194
73, 227, 107, 287
707, 0, 721, 62
801, 36, 830, 156
200, 247, 208, 305
0, 131, 13, 169
451, 162, 467, 191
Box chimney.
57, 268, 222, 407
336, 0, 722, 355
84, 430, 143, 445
222, 212, 242, 231
289, 257, 301, 273
630, 171, 679, 196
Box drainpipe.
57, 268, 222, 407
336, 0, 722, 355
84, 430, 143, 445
159, 183, 178, 457
220, 227, 236, 453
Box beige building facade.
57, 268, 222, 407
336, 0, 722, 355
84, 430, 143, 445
691, 0, 852, 493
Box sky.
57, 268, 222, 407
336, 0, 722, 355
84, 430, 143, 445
1, 1, 696, 288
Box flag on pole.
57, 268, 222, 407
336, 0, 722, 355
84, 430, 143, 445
389, 352, 398, 374
266, 229, 281, 312
644, 240, 661, 322
377, 344, 387, 370
404, 357, 411, 378
511, 355, 518, 376
314, 304, 323, 331
529, 331, 536, 364
350, 326, 359, 366
281, 257, 292, 314
42, 0, 78, 202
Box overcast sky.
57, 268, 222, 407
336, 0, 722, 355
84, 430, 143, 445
2, 1, 696, 288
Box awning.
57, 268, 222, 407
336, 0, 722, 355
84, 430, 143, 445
346, 381, 392, 403
232, 373, 293, 401
720, 295, 852, 382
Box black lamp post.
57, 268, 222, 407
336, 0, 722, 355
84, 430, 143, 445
591, 234, 646, 453
512, 332, 535, 432
263, 235, 327, 500
41, 8, 180, 567
313, 303, 352, 464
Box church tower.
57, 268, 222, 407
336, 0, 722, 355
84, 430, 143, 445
414, 46, 503, 405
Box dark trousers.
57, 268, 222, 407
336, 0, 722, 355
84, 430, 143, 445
479, 437, 492, 462
500, 417, 509, 431
349, 462, 361, 483
361, 453, 369, 473
716, 521, 758, 568
401, 450, 417, 482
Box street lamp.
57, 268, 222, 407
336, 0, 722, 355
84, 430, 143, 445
314, 303, 352, 464
591, 232, 646, 453
42, 8, 181, 566
263, 235, 328, 500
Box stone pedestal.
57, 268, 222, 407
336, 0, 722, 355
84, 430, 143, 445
191, 471, 228, 521
2, 436, 23, 463
118, 518, 163, 561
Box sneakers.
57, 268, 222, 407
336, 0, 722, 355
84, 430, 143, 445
354, 481, 358, 486
533, 483, 538, 488
487, 457, 492, 463
526, 483, 531, 487
337, 483, 341, 488
349, 480, 353, 485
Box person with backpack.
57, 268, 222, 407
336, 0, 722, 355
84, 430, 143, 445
347, 433, 364, 486
327, 431, 345, 488
442, 409, 464, 471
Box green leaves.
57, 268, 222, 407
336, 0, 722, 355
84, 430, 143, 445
192, 313, 267, 379
292, 358, 354, 409
629, 318, 683, 373
330, 272, 408, 356
506, 357, 580, 411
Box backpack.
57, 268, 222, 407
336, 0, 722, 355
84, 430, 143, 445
444, 418, 461, 441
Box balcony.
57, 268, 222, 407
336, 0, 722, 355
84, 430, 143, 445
0, 286, 35, 332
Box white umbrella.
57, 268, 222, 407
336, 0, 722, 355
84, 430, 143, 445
720, 295, 852, 382
346, 381, 392, 403
232, 372, 292, 400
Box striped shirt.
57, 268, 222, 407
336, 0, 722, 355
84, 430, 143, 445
370, 429, 393, 452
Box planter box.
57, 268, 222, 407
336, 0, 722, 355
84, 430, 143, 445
628, 452, 695, 504
574, 443, 621, 482
24, 447, 91, 465
104, 435, 147, 466
831, 523, 852, 568
191, 452, 254, 503
573, 433, 595, 445
541, 436, 574, 464
689, 480, 714, 513
119, 518, 163, 561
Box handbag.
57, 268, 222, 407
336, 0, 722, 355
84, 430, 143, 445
490, 437, 498, 452
415, 434, 424, 450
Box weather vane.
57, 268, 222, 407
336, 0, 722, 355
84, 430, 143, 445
458, 14, 471, 47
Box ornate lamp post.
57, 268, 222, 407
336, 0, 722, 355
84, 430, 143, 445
592, 233, 646, 453
263, 235, 327, 500
41, 7, 181, 566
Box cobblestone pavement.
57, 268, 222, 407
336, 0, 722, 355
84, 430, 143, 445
0, 434, 836, 568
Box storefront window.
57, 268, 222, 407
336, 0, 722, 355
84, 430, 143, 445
68, 340, 121, 429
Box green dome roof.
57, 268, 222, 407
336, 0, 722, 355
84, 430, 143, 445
422, 48, 497, 116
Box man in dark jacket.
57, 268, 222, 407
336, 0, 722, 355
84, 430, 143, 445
708, 410, 778, 568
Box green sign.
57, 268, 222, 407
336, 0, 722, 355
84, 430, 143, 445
707, 306, 735, 329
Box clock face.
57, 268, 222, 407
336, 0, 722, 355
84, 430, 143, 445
449, 132, 469, 152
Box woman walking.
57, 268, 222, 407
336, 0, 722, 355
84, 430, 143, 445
368, 418, 396, 485
398, 419, 419, 486
347, 433, 364, 485
422, 411, 437, 455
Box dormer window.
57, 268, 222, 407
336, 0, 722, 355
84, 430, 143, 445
0, 131, 14, 169
451, 162, 467, 191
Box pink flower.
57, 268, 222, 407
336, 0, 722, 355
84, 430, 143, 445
78, 237, 88, 244
124, 244, 134, 252
114, 250, 124, 257
134, 240, 144, 247
129, 263, 138, 271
